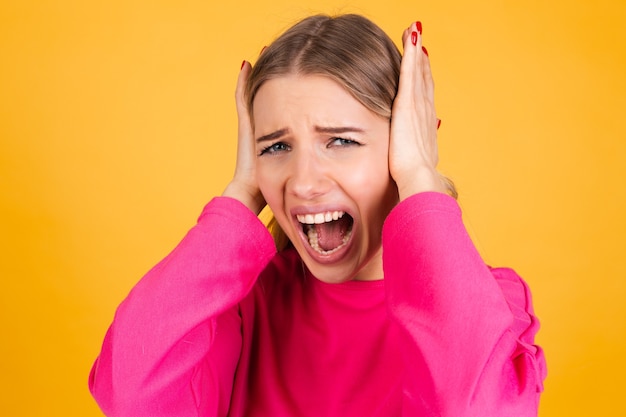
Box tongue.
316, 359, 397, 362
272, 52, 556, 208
315, 216, 350, 251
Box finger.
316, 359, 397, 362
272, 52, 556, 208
421, 47, 435, 105
235, 61, 250, 112
419, 45, 438, 130
401, 26, 411, 45
398, 22, 421, 102
411, 23, 427, 104
234, 61, 256, 177
405, 23, 431, 118
235, 61, 253, 136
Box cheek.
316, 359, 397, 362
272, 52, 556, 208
345, 154, 396, 223
341, 149, 391, 196
257, 164, 284, 212
356, 176, 396, 214
256, 164, 273, 197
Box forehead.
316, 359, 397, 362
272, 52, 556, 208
252, 75, 377, 129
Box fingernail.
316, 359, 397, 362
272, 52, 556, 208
259, 46, 266, 56
437, 119, 442, 129
411, 31, 417, 46
422, 46, 429, 57
416, 21, 423, 35
241, 60, 246, 70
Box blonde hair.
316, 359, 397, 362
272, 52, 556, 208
246, 14, 457, 250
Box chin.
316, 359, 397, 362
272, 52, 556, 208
296, 239, 381, 283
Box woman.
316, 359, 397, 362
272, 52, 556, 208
89, 14, 546, 416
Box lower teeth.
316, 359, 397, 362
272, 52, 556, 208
305, 226, 352, 255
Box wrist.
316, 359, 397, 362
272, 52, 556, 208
395, 167, 449, 201
222, 181, 266, 215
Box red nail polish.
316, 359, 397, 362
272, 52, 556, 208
241, 60, 246, 70
411, 31, 417, 46
437, 119, 442, 129
422, 46, 429, 56
416, 21, 422, 35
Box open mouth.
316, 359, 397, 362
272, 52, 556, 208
296, 211, 354, 255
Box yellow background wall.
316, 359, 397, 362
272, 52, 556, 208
1, 0, 624, 415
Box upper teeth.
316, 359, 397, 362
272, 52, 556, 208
297, 211, 345, 225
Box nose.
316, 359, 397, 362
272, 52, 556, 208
287, 148, 332, 200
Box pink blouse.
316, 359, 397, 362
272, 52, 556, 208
89, 192, 546, 416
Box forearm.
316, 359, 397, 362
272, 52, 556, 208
89, 197, 276, 416
383, 192, 544, 416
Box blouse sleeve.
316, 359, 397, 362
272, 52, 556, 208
382, 192, 546, 417
88, 197, 276, 417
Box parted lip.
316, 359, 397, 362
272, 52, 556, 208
296, 210, 346, 225
290, 203, 353, 218
290, 203, 354, 232
289, 203, 356, 264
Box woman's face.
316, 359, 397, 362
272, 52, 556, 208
253, 75, 398, 283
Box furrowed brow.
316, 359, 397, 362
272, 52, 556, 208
314, 126, 365, 135
256, 128, 289, 143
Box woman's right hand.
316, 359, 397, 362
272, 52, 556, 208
222, 61, 266, 214
388, 22, 447, 201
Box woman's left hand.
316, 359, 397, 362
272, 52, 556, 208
389, 21, 448, 200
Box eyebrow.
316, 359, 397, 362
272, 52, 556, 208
256, 129, 289, 143
315, 126, 365, 135
255, 126, 365, 143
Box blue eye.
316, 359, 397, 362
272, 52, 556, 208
259, 142, 290, 156
329, 137, 360, 147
